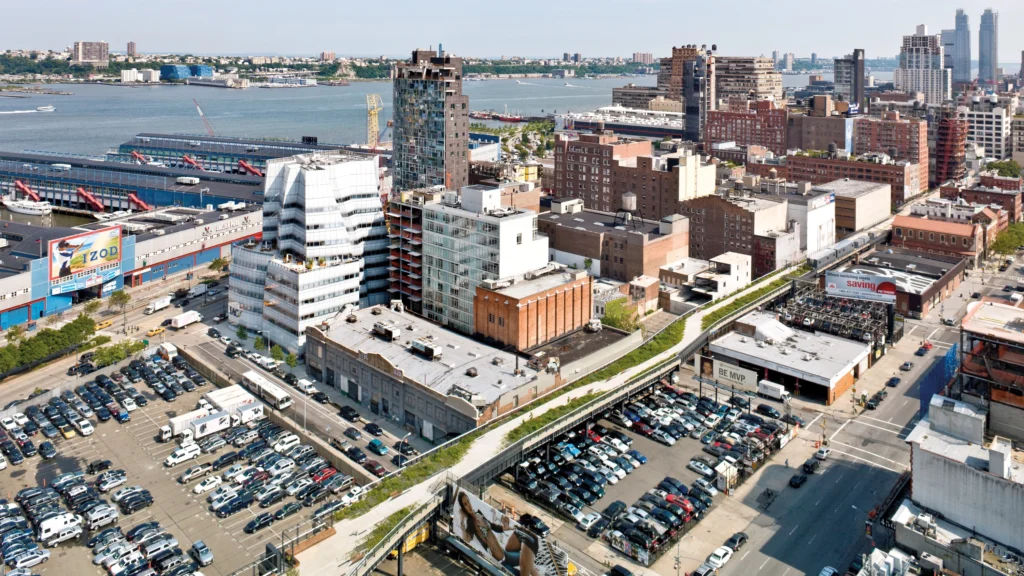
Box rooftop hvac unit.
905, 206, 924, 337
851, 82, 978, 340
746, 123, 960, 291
373, 321, 400, 342
371, 307, 383, 315
410, 338, 442, 360
466, 367, 478, 377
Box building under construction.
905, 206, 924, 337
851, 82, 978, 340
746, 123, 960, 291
932, 112, 969, 186
957, 301, 1024, 443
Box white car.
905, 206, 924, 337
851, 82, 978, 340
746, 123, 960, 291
0, 417, 17, 432
120, 398, 138, 412
286, 477, 313, 496
108, 552, 144, 576
111, 485, 144, 503
94, 542, 131, 565
98, 474, 128, 492
577, 512, 601, 531
688, 460, 714, 477
625, 506, 650, 521
10, 413, 28, 428
207, 485, 236, 503
694, 477, 719, 496
273, 434, 300, 453
219, 336, 232, 345
706, 546, 734, 569
725, 408, 741, 422
815, 448, 832, 461
164, 443, 201, 467
604, 461, 627, 479
596, 466, 619, 485
704, 414, 722, 428
222, 464, 245, 481
340, 485, 364, 507
193, 476, 223, 495
11, 549, 50, 570
77, 420, 95, 436
601, 437, 629, 454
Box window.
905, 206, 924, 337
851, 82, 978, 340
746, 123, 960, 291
516, 233, 522, 245
498, 317, 505, 327
488, 313, 495, 323
929, 233, 934, 241
894, 228, 902, 237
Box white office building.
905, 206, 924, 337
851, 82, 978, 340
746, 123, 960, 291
228, 151, 389, 354
958, 94, 1017, 160
893, 25, 952, 104
422, 184, 548, 334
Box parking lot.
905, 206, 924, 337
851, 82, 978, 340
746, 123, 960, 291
488, 379, 809, 572
0, 348, 348, 576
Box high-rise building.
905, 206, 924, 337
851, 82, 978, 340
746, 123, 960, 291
784, 53, 794, 72
979, 9, 998, 85
935, 113, 969, 184
657, 45, 700, 101
392, 48, 469, 192
319, 51, 335, 62
706, 100, 788, 155
563, 52, 570, 62
684, 48, 715, 143
940, 29, 955, 72
573, 53, 582, 63
834, 49, 865, 111
952, 9, 972, 84
772, 50, 779, 65
810, 53, 818, 67
853, 111, 929, 192
715, 56, 783, 102
632, 52, 654, 65
958, 93, 1016, 160
126, 41, 136, 58
893, 25, 952, 104
72, 41, 109, 67
228, 151, 390, 354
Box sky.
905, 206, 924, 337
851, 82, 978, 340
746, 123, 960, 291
4, 0, 1023, 62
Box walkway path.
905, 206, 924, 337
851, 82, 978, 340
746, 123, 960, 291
298, 263, 806, 575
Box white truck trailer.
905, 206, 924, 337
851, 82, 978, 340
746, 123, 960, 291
182, 411, 232, 443
170, 311, 203, 329
159, 408, 211, 442
188, 283, 208, 298
757, 380, 791, 402
144, 296, 172, 314
202, 385, 264, 426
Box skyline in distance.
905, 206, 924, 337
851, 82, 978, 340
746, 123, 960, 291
3, 0, 1023, 61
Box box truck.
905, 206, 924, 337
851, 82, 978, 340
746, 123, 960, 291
170, 311, 203, 329
182, 411, 231, 443
757, 380, 791, 402
188, 284, 208, 298
202, 385, 264, 426
145, 296, 172, 315
157, 343, 178, 361
160, 408, 211, 442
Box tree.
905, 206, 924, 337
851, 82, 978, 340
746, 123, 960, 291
583, 258, 593, 271
986, 159, 1022, 179
601, 298, 638, 332
6, 325, 24, 345
84, 300, 101, 317
254, 337, 265, 351
107, 290, 131, 333
208, 257, 229, 272
236, 325, 249, 341
285, 352, 298, 372
270, 344, 284, 363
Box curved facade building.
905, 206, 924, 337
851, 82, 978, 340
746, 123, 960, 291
228, 151, 389, 354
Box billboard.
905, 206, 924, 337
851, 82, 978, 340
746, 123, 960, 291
825, 271, 897, 303
452, 487, 567, 576
699, 356, 758, 391
49, 227, 122, 281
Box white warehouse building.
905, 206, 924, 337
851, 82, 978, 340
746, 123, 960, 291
228, 151, 390, 354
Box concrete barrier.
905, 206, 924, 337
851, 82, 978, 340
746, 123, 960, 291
178, 345, 376, 486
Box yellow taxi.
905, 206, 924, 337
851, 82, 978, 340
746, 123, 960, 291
94, 320, 114, 331
146, 327, 166, 337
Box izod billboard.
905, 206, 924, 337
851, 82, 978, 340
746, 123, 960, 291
825, 271, 897, 303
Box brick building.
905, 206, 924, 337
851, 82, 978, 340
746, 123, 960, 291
786, 152, 922, 209
979, 171, 1023, 191
473, 270, 593, 351
705, 100, 789, 156
933, 115, 969, 186
787, 114, 854, 153
657, 45, 700, 101
538, 200, 690, 282
813, 179, 893, 238
891, 214, 983, 267
554, 132, 650, 211
612, 84, 668, 110
852, 112, 929, 194
940, 183, 1022, 223
714, 56, 783, 103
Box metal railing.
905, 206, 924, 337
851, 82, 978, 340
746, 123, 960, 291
345, 490, 445, 576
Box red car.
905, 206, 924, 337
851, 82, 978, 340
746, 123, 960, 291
312, 467, 337, 484
362, 460, 386, 478
632, 422, 654, 437
675, 498, 696, 515
753, 429, 773, 442
587, 430, 602, 443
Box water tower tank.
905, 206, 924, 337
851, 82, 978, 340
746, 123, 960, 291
621, 192, 637, 212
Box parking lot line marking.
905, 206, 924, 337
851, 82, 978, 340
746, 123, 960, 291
814, 498, 821, 507
759, 558, 770, 570
834, 472, 844, 484
808, 534, 816, 546
830, 441, 906, 466
829, 420, 849, 441
806, 413, 823, 429
788, 524, 799, 536
829, 448, 901, 473
741, 551, 750, 561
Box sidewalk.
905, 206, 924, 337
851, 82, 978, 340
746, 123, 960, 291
296, 263, 807, 575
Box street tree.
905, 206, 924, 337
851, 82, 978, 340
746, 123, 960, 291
107, 290, 132, 333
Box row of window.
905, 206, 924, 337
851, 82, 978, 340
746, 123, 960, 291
893, 227, 973, 247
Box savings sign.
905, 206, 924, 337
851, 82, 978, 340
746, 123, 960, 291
825, 271, 897, 303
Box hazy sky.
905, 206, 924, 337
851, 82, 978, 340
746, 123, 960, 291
4, 0, 1023, 62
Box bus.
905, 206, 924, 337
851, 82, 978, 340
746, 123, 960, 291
241, 370, 293, 411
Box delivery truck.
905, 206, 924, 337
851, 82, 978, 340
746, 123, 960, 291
202, 385, 264, 426
757, 380, 791, 402
157, 343, 178, 362
145, 296, 172, 315
188, 284, 208, 298
170, 311, 203, 329
159, 408, 211, 442
181, 411, 231, 443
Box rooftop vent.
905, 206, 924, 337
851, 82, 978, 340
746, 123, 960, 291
466, 367, 479, 377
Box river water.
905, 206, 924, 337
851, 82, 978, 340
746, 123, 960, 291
0, 72, 885, 157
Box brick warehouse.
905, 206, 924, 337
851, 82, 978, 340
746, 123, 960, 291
473, 269, 593, 351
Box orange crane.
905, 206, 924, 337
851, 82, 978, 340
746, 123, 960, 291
193, 99, 215, 137
238, 160, 263, 177
182, 155, 205, 171
14, 181, 41, 201
130, 151, 150, 164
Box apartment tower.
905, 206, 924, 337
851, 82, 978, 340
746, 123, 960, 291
893, 25, 952, 104
978, 9, 998, 86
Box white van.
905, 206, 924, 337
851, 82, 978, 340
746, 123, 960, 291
38, 513, 81, 542
296, 379, 317, 395
1012, 293, 1023, 303
86, 506, 119, 530
142, 535, 178, 559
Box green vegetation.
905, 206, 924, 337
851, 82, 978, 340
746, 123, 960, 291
84, 300, 102, 317
335, 433, 480, 521
0, 315, 95, 374
270, 345, 284, 363
987, 160, 1022, 179
285, 352, 298, 372
506, 394, 599, 444
701, 265, 810, 331
348, 506, 415, 560
236, 325, 248, 341
107, 290, 131, 332
254, 337, 265, 351
601, 298, 638, 332
991, 222, 1024, 258
92, 340, 147, 368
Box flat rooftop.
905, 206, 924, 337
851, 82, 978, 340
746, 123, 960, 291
962, 301, 1024, 345
495, 270, 587, 300
906, 418, 1024, 485
80, 205, 262, 244
539, 209, 673, 239
0, 150, 264, 186
320, 306, 535, 404
124, 133, 375, 158
527, 324, 628, 365
270, 150, 375, 169
813, 179, 891, 198
661, 257, 711, 276
710, 310, 871, 388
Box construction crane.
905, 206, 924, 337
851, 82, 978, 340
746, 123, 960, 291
193, 99, 215, 137
366, 94, 383, 149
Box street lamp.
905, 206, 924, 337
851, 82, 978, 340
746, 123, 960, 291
398, 432, 412, 466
